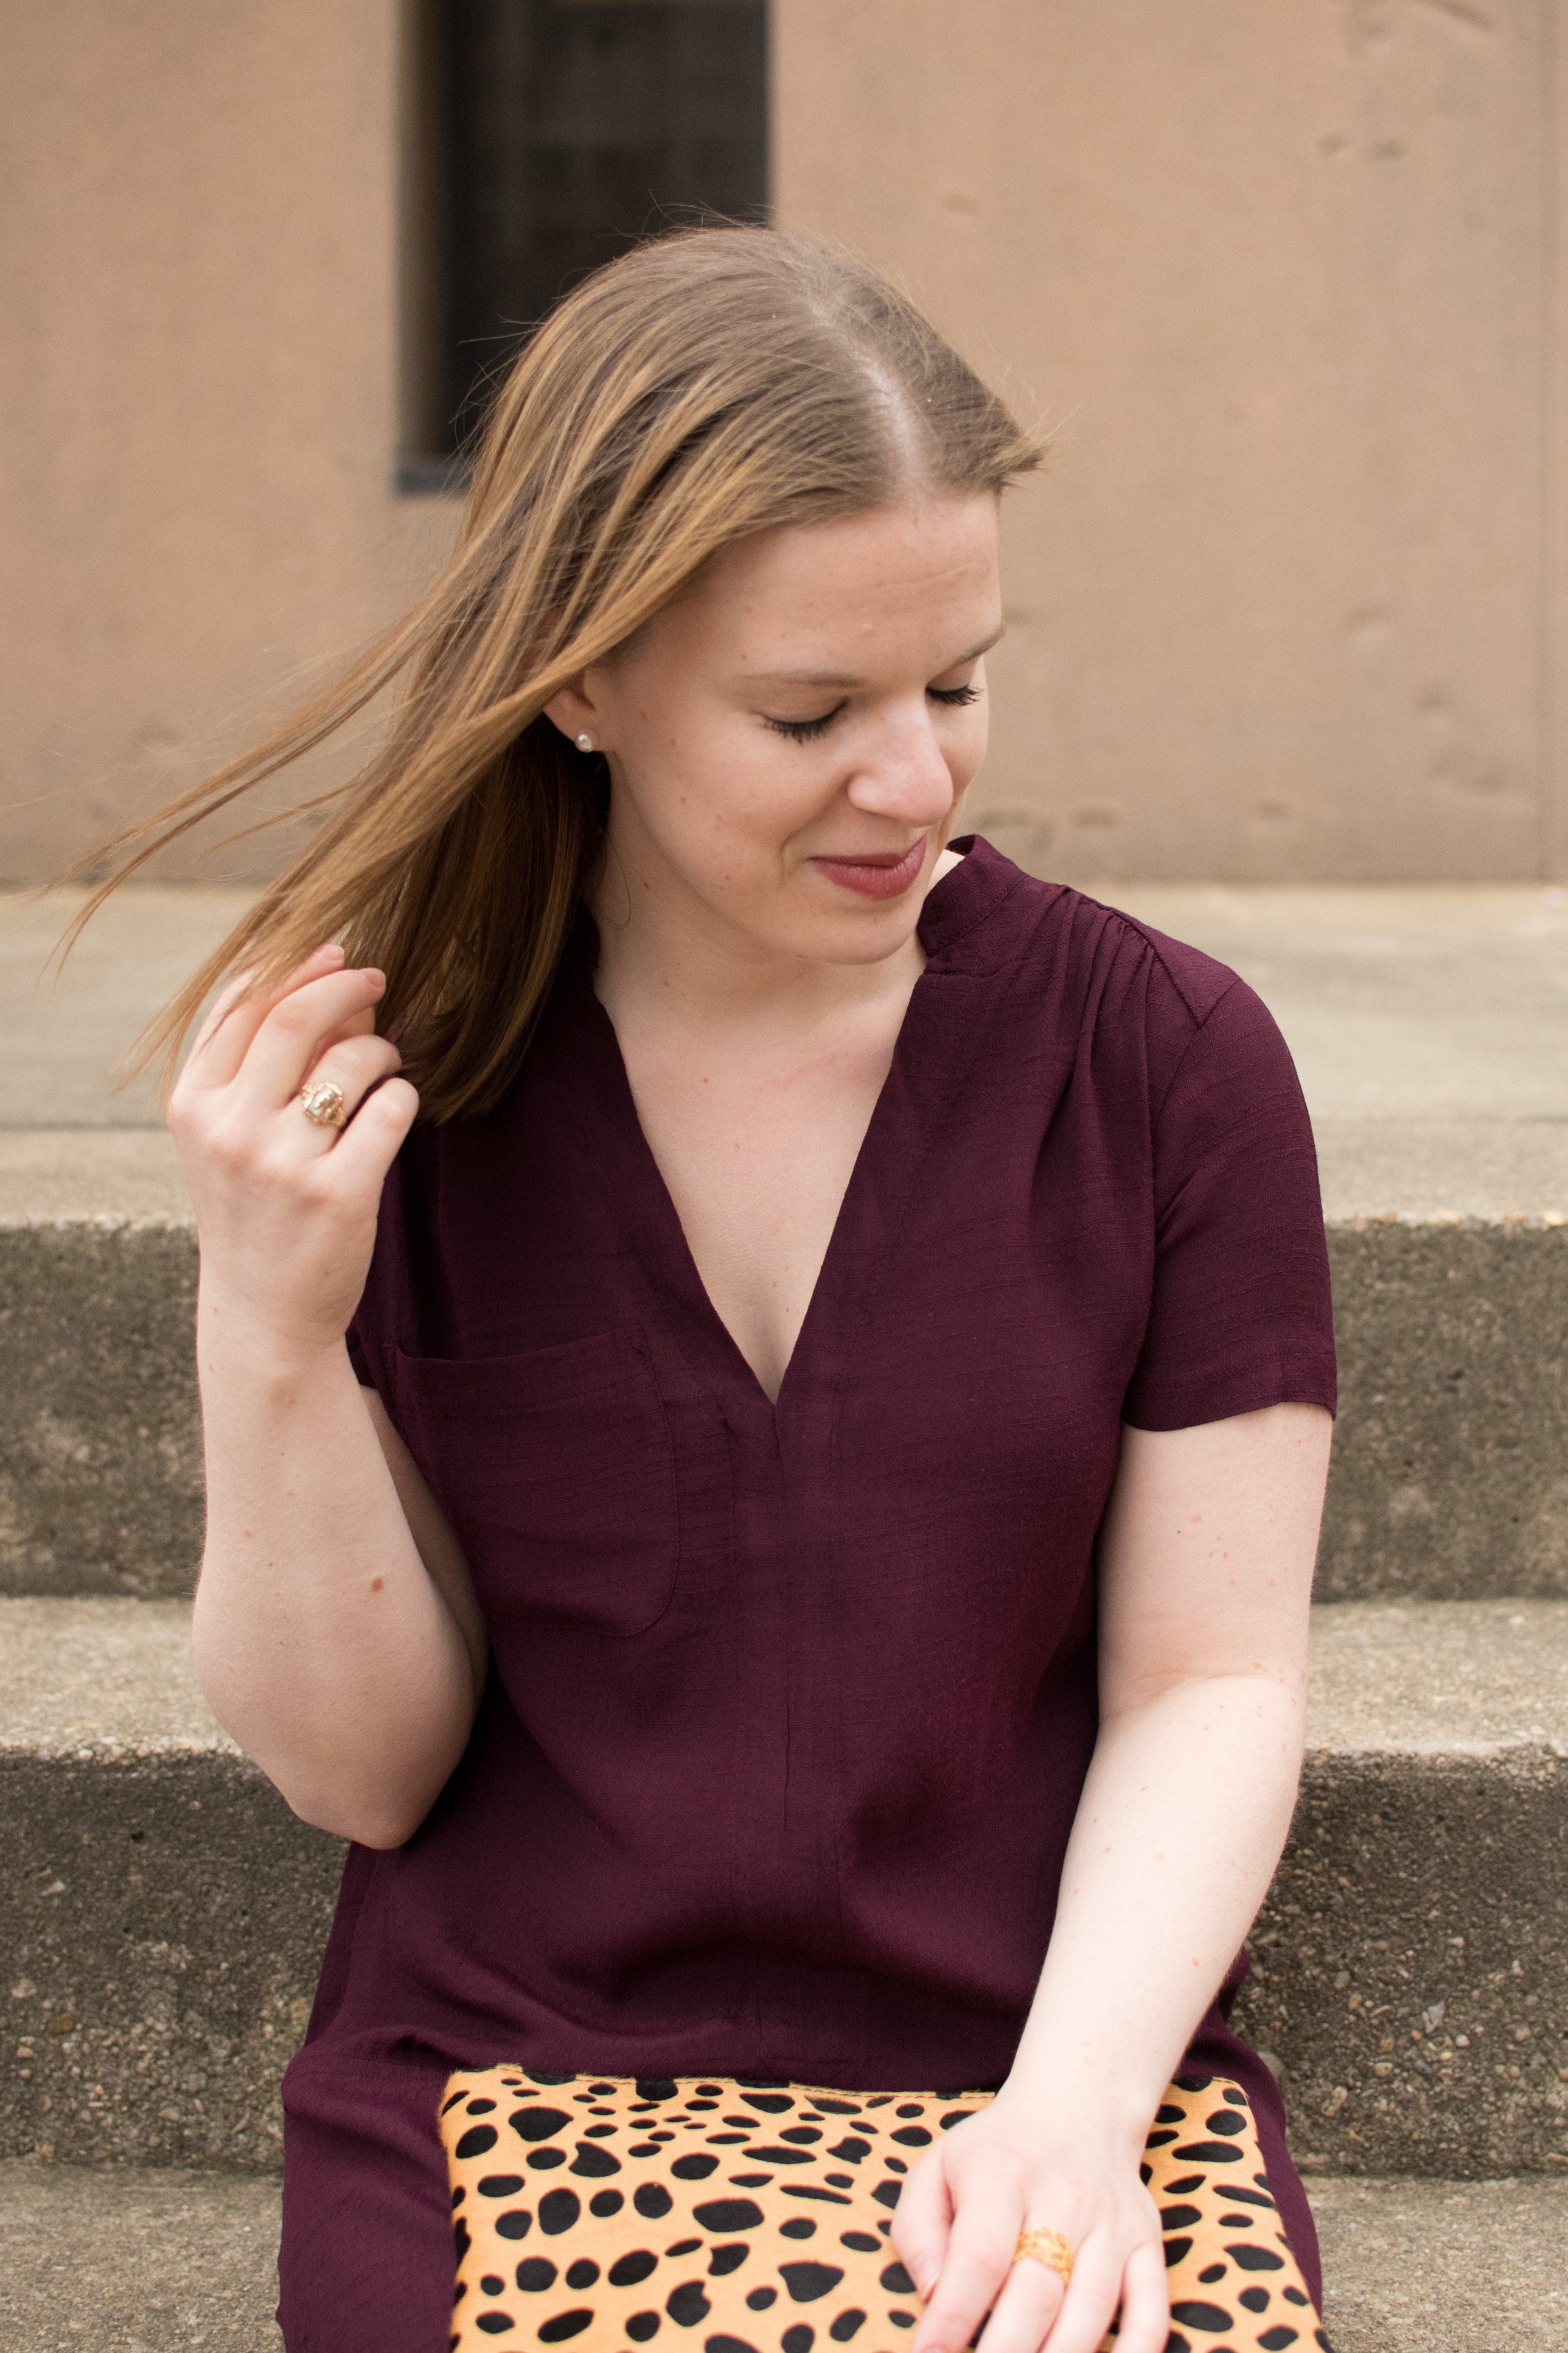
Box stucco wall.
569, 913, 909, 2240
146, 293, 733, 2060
776, 0, 1565, 880
0, 1, 453, 884
1, 1, 1563, 881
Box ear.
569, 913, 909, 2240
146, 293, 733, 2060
543, 673, 608, 750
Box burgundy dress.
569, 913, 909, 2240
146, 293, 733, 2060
278, 841, 1337, 2352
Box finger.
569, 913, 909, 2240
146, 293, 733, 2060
1093, 2237, 1167, 2353
233, 967, 387, 1110
314, 1072, 419, 1192
958, 2240, 1065, 2353
292, 1035, 405, 1147
184, 944, 346, 1089
908, 2212, 1022, 2353
891, 2150, 955, 2301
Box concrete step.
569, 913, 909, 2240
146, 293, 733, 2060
7, 886, 1568, 1604
3, 1595, 1566, 2182
0, 2162, 1563, 2353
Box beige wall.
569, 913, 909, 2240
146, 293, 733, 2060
777, 0, 1565, 881
0, 1, 453, 884
1, 1, 1563, 883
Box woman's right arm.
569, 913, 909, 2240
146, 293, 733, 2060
174, 946, 487, 1850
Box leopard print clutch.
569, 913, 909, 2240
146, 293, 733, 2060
441, 2069, 1327, 2353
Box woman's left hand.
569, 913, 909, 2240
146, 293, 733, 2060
891, 2086, 1168, 2353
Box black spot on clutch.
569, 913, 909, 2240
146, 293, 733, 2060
879, 2264, 915, 2296
635, 2184, 675, 2219
1163, 2239, 1193, 2268
782, 2329, 814, 2353
442, 2089, 469, 2114
589, 2190, 624, 2218
890, 2129, 931, 2148
476, 2317, 516, 2337
888, 2314, 915, 2329
528, 2150, 566, 2170
780, 2128, 821, 2145
745, 2288, 778, 2310
538, 2190, 582, 2236
1222, 2086, 1248, 2107
497, 2212, 532, 2240
740, 2093, 795, 2114
938, 2113, 968, 2132
870, 2183, 901, 2211
467, 2099, 498, 2116
1165, 2175, 1206, 2196
813, 2100, 861, 2116
456, 2126, 499, 2159
1239, 2288, 1271, 2313
1155, 2105, 1185, 2124
779, 2264, 845, 2304
566, 2260, 599, 2290
1230, 2246, 1286, 2271
667, 2242, 702, 2259
452, 2186, 467, 2209
1172, 2142, 1243, 2164
730, 2174, 774, 2189
1197, 2263, 1227, 2283
1169, 2303, 1233, 2331
455, 2220, 472, 2264
610, 2253, 661, 2288
479, 2175, 525, 2198
709, 2246, 750, 2275
695, 2199, 764, 2232
1173, 2074, 1214, 2093
512, 2108, 572, 2144
515, 2260, 557, 2292
705, 2338, 761, 2353
827, 2140, 869, 2165
1144, 2130, 1179, 2149
780, 2219, 816, 2240
1220, 2186, 1277, 2211
538, 2310, 594, 2342
747, 2148, 812, 2166
782, 2188, 851, 2206
1203, 2111, 1246, 2138
666, 2281, 712, 2327
1283, 2287, 1310, 2307
636, 2079, 679, 2102
829, 2314, 865, 2342
894, 2105, 924, 2118
672, 2155, 720, 2180
1219, 2214, 1254, 2229
839, 2233, 880, 2254
1258, 2331, 1301, 2350
526, 2071, 577, 2086
1161, 2206, 1202, 2231
481, 2275, 506, 2294
571, 2144, 622, 2177
626, 2315, 661, 2341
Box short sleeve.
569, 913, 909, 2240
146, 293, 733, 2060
1121, 974, 1336, 1430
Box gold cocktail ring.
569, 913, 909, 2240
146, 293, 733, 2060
300, 1077, 347, 1129
1014, 2227, 1074, 2285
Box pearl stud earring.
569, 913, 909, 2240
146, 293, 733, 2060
575, 732, 595, 753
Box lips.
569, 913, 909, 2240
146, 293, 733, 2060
809, 839, 928, 901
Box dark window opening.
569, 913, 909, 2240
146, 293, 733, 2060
400, 0, 769, 491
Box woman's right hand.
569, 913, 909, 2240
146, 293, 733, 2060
168, 943, 419, 1363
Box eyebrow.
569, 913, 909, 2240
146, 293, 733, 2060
746, 624, 1006, 691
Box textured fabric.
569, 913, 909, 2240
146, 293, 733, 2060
442, 2069, 1327, 2352
279, 841, 1336, 2351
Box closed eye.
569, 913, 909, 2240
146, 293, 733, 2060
763, 682, 981, 744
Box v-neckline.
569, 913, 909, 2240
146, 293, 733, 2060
571, 845, 991, 1414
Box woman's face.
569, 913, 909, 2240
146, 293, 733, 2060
552, 495, 1002, 970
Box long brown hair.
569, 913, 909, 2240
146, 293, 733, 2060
71, 227, 1040, 1120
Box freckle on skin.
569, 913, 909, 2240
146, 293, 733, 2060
371, 1576, 384, 1592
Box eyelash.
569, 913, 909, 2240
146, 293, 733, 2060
764, 683, 981, 745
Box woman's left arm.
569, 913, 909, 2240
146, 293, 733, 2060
895, 1400, 1333, 2353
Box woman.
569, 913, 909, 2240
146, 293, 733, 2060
91, 229, 1335, 2353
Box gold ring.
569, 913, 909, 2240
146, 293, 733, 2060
300, 1077, 347, 1129
1014, 2228, 1073, 2285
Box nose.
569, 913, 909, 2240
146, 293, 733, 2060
845, 701, 960, 831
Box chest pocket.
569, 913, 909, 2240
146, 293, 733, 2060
391, 1329, 679, 1637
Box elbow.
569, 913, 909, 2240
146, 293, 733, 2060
281, 1781, 432, 1851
